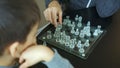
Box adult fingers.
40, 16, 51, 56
58, 11, 62, 24
51, 7, 58, 27
44, 8, 52, 23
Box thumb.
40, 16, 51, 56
19, 61, 29, 68
19, 57, 24, 64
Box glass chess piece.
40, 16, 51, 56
97, 25, 103, 34
93, 29, 99, 37
82, 53, 85, 57
87, 21, 90, 26
79, 30, 85, 38
42, 37, 47, 46
71, 27, 75, 34
79, 48, 85, 53
75, 29, 79, 35
75, 14, 79, 21
43, 41, 47, 46
84, 39, 90, 47
77, 40, 82, 48
77, 16, 82, 28
46, 31, 52, 39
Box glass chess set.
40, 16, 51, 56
38, 15, 106, 59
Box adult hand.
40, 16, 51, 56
44, 0, 62, 27
19, 45, 54, 68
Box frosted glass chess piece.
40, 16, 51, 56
79, 30, 85, 38
66, 16, 70, 20
77, 40, 82, 48
71, 27, 75, 34
63, 19, 67, 25
71, 38, 77, 46
84, 39, 90, 47
97, 25, 103, 34
67, 20, 72, 27
59, 32, 65, 44
84, 21, 91, 37
82, 54, 85, 57
75, 14, 79, 21
66, 16, 72, 26
87, 21, 90, 26
75, 29, 79, 35
79, 48, 85, 53
69, 39, 75, 49
61, 31, 66, 44
57, 24, 62, 30
54, 28, 61, 42
93, 25, 103, 37
78, 16, 82, 21
93, 29, 98, 36
43, 41, 47, 46
71, 21, 75, 27
47, 31, 52, 39
77, 21, 82, 28
42, 37, 47, 46
65, 36, 70, 46
77, 16, 82, 28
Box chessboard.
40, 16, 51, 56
38, 15, 106, 59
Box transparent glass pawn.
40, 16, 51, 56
57, 24, 62, 30
93, 29, 99, 37
84, 39, 90, 47
63, 18, 67, 25
79, 30, 85, 38
43, 41, 47, 46
47, 31, 52, 39
59, 32, 65, 44
71, 21, 75, 27
71, 38, 77, 47
82, 53, 85, 57
79, 48, 85, 53
66, 16, 71, 27
66, 16, 70, 20
54, 29, 61, 42
65, 36, 70, 46
67, 20, 72, 27
78, 16, 82, 22
75, 14, 79, 21
87, 21, 91, 26
54, 28, 58, 38
42, 37, 47, 46
97, 25, 103, 34
77, 16, 82, 28
71, 27, 75, 34
77, 40, 82, 48
85, 22, 91, 37
93, 25, 103, 37
75, 28, 79, 35
61, 31, 66, 44
69, 39, 75, 49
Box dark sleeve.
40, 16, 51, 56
95, 0, 120, 17
43, 49, 74, 68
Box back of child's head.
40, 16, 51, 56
0, 0, 40, 55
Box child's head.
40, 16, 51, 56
0, 0, 40, 60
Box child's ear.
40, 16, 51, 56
9, 42, 19, 57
